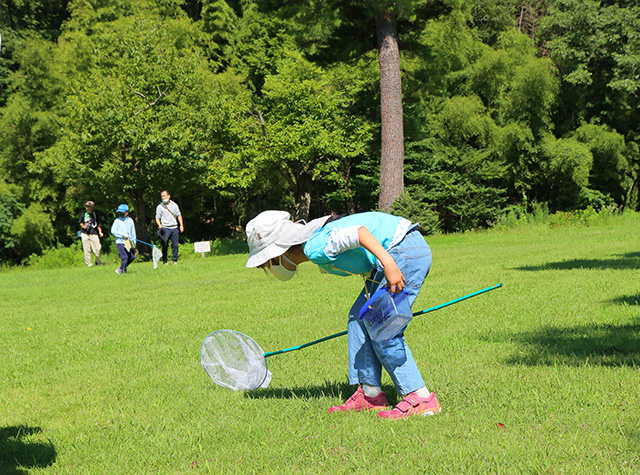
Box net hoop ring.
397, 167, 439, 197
200, 329, 270, 391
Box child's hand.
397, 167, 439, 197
384, 261, 405, 293
357, 226, 406, 293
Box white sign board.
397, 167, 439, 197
194, 241, 211, 257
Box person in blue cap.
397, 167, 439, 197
111, 204, 136, 275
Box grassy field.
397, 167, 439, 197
1, 213, 639, 474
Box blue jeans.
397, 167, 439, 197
347, 229, 431, 396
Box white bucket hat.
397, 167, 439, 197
245, 210, 330, 268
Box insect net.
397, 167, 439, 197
200, 330, 272, 391
152, 246, 162, 269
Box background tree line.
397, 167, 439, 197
0, 0, 638, 263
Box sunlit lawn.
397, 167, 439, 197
1, 214, 639, 473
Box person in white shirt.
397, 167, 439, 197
155, 190, 184, 265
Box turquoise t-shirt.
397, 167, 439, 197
303, 212, 406, 276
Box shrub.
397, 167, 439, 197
0, 180, 25, 263
173, 237, 248, 261
539, 136, 592, 211
27, 244, 84, 269
573, 124, 629, 206
210, 237, 248, 256
10, 203, 55, 258
27, 238, 116, 269
494, 202, 549, 229
547, 206, 618, 228
391, 193, 440, 235
578, 188, 615, 211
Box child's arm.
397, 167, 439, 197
129, 219, 137, 241
111, 221, 126, 239
357, 227, 405, 293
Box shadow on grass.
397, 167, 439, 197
0, 426, 56, 475
515, 252, 640, 271
607, 294, 640, 306
502, 320, 640, 367
244, 380, 398, 402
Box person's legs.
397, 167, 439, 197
374, 231, 443, 419
160, 232, 169, 264
89, 234, 102, 265
81, 233, 92, 266
116, 243, 128, 273
123, 248, 135, 272
351, 231, 431, 396
331, 230, 433, 414
328, 284, 391, 413
169, 228, 179, 262
373, 230, 431, 396
348, 283, 383, 388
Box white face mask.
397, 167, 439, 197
269, 255, 297, 281
162, 198, 170, 204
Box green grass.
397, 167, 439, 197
2, 214, 640, 473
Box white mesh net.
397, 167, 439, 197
200, 330, 272, 391
152, 246, 162, 269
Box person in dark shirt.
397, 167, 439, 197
78, 201, 104, 267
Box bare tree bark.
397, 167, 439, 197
129, 189, 151, 252
256, 109, 269, 140
517, 2, 548, 41
330, 159, 356, 215
623, 174, 638, 212
5, 0, 16, 29
376, 11, 404, 212
294, 174, 312, 222
275, 165, 312, 222
130, 85, 167, 116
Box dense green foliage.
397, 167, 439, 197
1, 0, 639, 262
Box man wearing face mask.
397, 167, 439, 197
155, 190, 184, 265
245, 210, 440, 420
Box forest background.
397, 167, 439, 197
1, 0, 639, 264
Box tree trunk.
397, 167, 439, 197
294, 174, 312, 222
623, 174, 638, 212
376, 11, 404, 212
5, 0, 16, 29
129, 189, 151, 252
